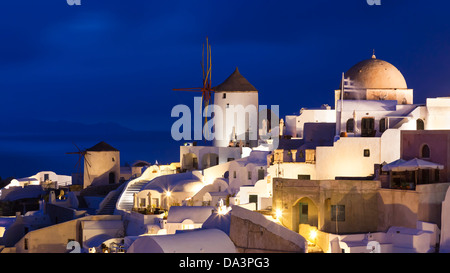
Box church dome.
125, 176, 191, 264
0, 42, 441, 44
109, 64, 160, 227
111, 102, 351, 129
344, 55, 407, 89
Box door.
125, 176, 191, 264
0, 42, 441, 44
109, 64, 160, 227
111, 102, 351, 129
258, 169, 265, 180
109, 172, 115, 184
361, 117, 375, 137
299, 202, 308, 224
249, 194, 258, 210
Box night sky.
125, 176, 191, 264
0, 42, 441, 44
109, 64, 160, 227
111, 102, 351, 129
0, 0, 449, 177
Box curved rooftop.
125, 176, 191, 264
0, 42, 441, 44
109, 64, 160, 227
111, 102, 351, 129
344, 54, 407, 89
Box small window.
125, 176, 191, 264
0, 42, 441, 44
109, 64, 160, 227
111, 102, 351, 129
226, 103, 230, 108
248, 171, 252, 180
227, 158, 234, 162
223, 93, 226, 99
379, 118, 386, 133
299, 150, 304, 159
24, 238, 28, 250
364, 149, 370, 157
346, 119, 354, 133
417, 119, 425, 130
298, 174, 311, 180
112, 157, 115, 162
233, 171, 236, 179
331, 205, 345, 222
421, 144, 430, 158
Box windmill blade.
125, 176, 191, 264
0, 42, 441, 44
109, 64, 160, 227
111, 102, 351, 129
72, 142, 82, 153
209, 44, 212, 86
172, 88, 203, 92
84, 155, 92, 168
202, 42, 205, 84
74, 154, 82, 170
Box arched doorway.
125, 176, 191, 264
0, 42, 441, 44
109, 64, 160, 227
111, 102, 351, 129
292, 197, 318, 232
109, 172, 115, 184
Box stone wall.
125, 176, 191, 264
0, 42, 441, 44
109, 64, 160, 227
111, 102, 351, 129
229, 205, 306, 253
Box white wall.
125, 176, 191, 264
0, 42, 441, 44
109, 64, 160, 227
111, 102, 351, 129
285, 108, 336, 139
213, 91, 259, 147
426, 97, 450, 130
315, 137, 380, 179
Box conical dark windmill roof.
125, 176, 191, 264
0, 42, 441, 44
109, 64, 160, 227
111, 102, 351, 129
86, 141, 119, 152
214, 67, 257, 92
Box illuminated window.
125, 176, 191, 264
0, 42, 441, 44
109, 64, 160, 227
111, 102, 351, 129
182, 224, 194, 230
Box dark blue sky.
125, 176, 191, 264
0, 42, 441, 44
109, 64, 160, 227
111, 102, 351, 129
0, 0, 449, 131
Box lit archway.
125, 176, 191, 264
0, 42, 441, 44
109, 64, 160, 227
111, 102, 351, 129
292, 197, 318, 232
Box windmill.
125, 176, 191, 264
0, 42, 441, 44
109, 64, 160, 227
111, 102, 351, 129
173, 37, 214, 128
66, 143, 92, 184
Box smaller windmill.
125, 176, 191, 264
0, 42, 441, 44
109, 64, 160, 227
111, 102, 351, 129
66, 143, 92, 183
173, 37, 214, 127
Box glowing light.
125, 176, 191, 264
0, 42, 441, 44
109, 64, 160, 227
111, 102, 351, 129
275, 209, 283, 219
217, 199, 231, 215
165, 191, 172, 197
310, 229, 317, 241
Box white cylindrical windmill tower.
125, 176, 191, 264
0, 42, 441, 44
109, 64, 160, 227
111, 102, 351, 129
213, 67, 259, 147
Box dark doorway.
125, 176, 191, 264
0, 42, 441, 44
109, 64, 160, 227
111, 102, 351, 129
249, 194, 258, 210
109, 172, 115, 184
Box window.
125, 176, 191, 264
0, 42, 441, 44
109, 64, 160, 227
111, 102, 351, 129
379, 118, 386, 133
258, 169, 265, 180
226, 103, 230, 108
361, 117, 375, 137
346, 118, 354, 133
298, 174, 311, 180
421, 144, 430, 158
24, 238, 28, 250
331, 205, 345, 221
233, 171, 236, 179
248, 171, 252, 180
364, 149, 370, 157
417, 119, 425, 130
223, 93, 226, 99
299, 150, 304, 159
227, 157, 234, 162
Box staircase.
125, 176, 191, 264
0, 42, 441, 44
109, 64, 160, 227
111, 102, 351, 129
96, 190, 121, 215
116, 180, 149, 212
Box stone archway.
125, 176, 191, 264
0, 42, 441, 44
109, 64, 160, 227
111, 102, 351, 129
292, 197, 319, 233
